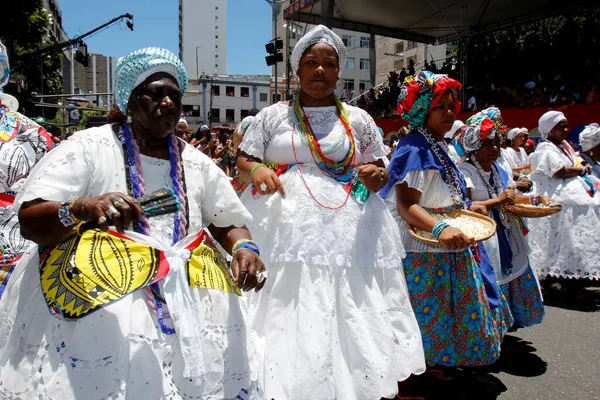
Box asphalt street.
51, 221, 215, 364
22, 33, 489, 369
396, 281, 600, 400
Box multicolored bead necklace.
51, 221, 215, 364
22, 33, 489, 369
417, 126, 467, 208
471, 157, 511, 229
118, 122, 189, 335
291, 96, 367, 209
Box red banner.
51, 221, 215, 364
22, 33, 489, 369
376, 103, 600, 138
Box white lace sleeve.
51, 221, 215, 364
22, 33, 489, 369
238, 107, 273, 160
14, 138, 91, 212
199, 154, 252, 228
458, 162, 477, 189
531, 145, 566, 177
353, 107, 387, 163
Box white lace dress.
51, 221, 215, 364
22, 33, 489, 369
0, 124, 262, 400
239, 102, 425, 400
528, 141, 600, 280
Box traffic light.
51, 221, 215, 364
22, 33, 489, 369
75, 41, 89, 67
265, 39, 283, 66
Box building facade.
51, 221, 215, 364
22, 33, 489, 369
179, 0, 227, 78
376, 37, 448, 84
73, 53, 117, 108
272, 9, 375, 105
182, 74, 271, 129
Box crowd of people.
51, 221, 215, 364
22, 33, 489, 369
0, 26, 598, 400
355, 68, 600, 122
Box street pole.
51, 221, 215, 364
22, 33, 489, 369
196, 46, 202, 80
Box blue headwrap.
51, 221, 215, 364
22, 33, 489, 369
114, 47, 188, 114
0, 40, 10, 92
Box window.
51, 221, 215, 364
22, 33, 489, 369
341, 35, 355, 48
393, 42, 404, 53
360, 36, 370, 48
226, 109, 235, 123
241, 109, 249, 119
215, 6, 218, 9
407, 41, 417, 50
215, 45, 218, 48
360, 58, 370, 70
272, 92, 281, 103
215, 26, 218, 29
341, 79, 355, 95
215, 64, 218, 68
345, 57, 355, 70
215, 35, 218, 39
260, 93, 268, 102
210, 108, 220, 122
241, 87, 250, 97
215, 54, 218, 58
212, 85, 220, 96
215, 16, 218, 19
359, 80, 370, 91
393, 59, 403, 70
226, 86, 235, 96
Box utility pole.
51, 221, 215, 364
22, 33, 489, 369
265, 0, 282, 104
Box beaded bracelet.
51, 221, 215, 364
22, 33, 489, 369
58, 196, 82, 227
250, 163, 267, 179
432, 221, 450, 240
232, 239, 260, 257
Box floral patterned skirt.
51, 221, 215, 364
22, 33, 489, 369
499, 265, 545, 328
403, 250, 503, 367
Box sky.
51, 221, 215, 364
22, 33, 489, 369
58, 0, 273, 75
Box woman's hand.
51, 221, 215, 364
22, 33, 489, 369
497, 188, 516, 205
72, 193, 145, 233
357, 164, 385, 191
252, 166, 286, 197
438, 226, 474, 250
231, 249, 267, 292
469, 204, 488, 215
538, 195, 553, 206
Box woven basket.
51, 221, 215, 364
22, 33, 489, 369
408, 209, 497, 245
502, 203, 562, 218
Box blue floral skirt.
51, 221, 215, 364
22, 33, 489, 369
500, 265, 545, 328
403, 250, 503, 367
492, 292, 514, 336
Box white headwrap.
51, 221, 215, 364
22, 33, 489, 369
579, 123, 600, 152
444, 120, 464, 139
178, 117, 188, 127
291, 25, 347, 77
538, 111, 565, 140
508, 127, 527, 141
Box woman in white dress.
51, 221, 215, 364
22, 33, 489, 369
236, 25, 425, 400
0, 48, 266, 399
457, 117, 545, 328
528, 111, 600, 281
504, 127, 531, 176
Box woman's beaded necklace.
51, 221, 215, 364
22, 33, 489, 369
118, 122, 189, 335
470, 157, 511, 228
417, 126, 466, 208
291, 96, 359, 210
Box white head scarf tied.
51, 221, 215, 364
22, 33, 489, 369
445, 120, 464, 139
538, 111, 565, 140
580, 123, 600, 152
508, 127, 527, 141
178, 117, 188, 127
291, 25, 347, 78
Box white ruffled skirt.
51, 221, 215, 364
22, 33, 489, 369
528, 174, 600, 280
241, 166, 426, 400
0, 243, 262, 400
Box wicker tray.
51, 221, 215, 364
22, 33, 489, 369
502, 203, 562, 218
408, 209, 497, 245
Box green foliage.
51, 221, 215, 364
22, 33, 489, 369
0, 0, 63, 109
456, 8, 600, 87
